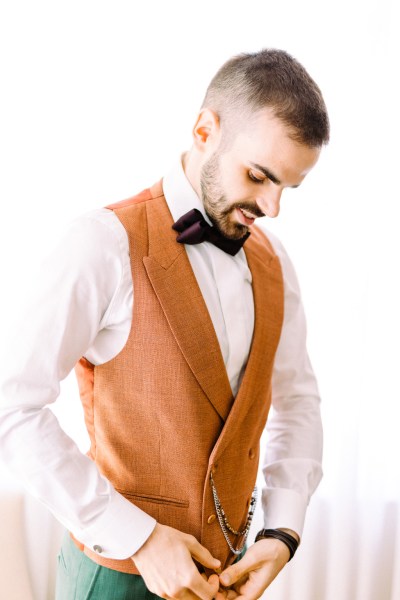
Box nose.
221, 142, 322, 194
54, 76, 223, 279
256, 187, 282, 218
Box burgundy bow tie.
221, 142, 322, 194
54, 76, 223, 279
172, 209, 250, 256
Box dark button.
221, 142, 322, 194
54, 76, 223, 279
207, 514, 216, 524
249, 448, 256, 459
93, 545, 103, 554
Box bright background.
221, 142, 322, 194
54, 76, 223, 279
0, 1, 399, 599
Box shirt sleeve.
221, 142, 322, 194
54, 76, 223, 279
260, 229, 323, 539
0, 212, 156, 559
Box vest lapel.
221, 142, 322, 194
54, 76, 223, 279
210, 228, 285, 461
143, 186, 233, 422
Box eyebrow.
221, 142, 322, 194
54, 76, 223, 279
249, 162, 300, 189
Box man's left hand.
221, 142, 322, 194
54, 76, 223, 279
217, 537, 292, 599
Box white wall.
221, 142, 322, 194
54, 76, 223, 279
1, 1, 399, 598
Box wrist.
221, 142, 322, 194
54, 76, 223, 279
255, 528, 299, 561
131, 522, 160, 560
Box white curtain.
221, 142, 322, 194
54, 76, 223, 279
1, 1, 399, 598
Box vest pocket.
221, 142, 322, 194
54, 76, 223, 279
116, 490, 189, 508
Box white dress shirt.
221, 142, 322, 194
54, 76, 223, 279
0, 159, 323, 560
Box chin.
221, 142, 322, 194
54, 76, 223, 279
220, 223, 249, 240
207, 209, 249, 240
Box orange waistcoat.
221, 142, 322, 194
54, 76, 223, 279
74, 180, 284, 574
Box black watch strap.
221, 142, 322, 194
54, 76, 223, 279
255, 528, 299, 561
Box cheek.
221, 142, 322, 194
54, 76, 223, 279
218, 155, 254, 204
225, 183, 253, 207
220, 170, 247, 201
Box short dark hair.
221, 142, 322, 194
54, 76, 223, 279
201, 48, 330, 148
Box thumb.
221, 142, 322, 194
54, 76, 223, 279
219, 555, 252, 587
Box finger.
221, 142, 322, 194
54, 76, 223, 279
208, 573, 221, 598
230, 564, 280, 600
219, 554, 254, 587
186, 536, 221, 571
215, 586, 240, 600
188, 567, 220, 600
225, 590, 240, 600
208, 573, 220, 588
230, 581, 268, 600
215, 590, 236, 600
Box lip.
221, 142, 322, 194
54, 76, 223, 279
236, 207, 256, 226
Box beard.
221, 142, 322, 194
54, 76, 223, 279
200, 151, 263, 240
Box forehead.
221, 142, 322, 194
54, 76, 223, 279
228, 108, 320, 185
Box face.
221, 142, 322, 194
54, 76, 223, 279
199, 109, 321, 239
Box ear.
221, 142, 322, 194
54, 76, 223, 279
192, 108, 221, 152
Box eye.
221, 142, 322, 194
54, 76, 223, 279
249, 171, 265, 184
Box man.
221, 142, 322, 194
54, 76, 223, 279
0, 49, 329, 599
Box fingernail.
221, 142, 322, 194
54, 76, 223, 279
221, 574, 231, 585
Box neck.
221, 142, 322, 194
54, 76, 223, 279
182, 149, 203, 201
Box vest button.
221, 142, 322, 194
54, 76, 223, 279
249, 448, 256, 459
207, 514, 217, 524
93, 545, 103, 554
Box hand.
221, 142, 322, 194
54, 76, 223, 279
218, 537, 292, 600
131, 523, 221, 599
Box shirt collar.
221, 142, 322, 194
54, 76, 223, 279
162, 155, 213, 226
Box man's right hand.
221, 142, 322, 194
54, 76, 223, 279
131, 523, 222, 599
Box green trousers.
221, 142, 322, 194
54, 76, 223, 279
55, 532, 163, 600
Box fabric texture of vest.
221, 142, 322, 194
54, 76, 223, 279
74, 180, 284, 574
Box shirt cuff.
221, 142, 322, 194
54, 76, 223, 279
261, 487, 308, 540
71, 489, 157, 559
